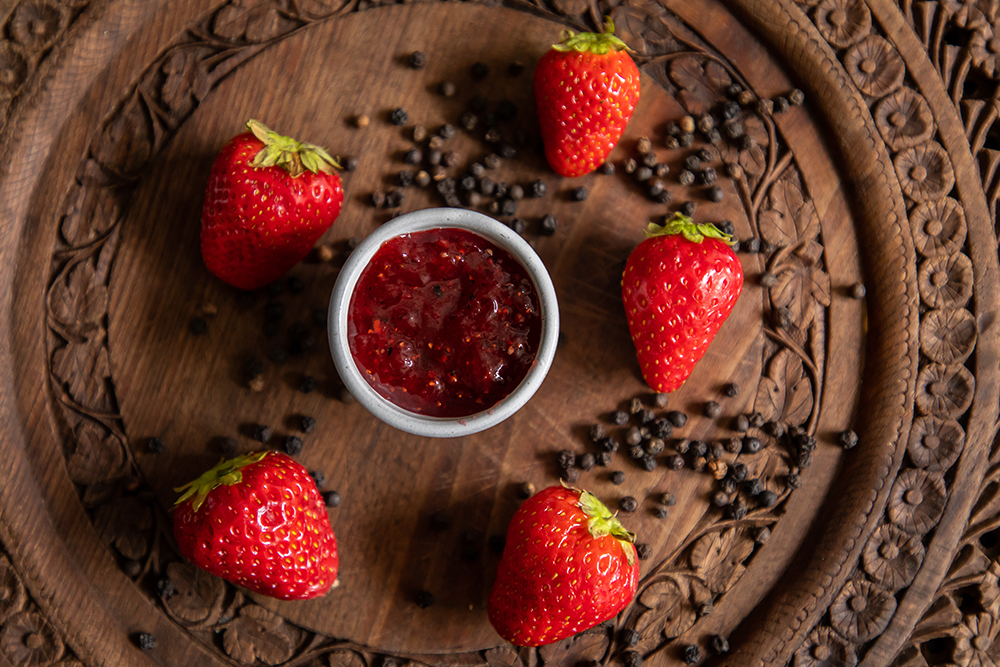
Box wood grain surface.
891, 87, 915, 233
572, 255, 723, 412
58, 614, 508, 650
0, 0, 996, 665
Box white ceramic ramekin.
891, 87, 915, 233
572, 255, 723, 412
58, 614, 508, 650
328, 208, 559, 438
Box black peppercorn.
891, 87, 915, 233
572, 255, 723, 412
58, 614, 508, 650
408, 50, 426, 69
620, 496, 638, 512
640, 456, 658, 472
678, 169, 695, 186
636, 543, 651, 559
623, 651, 643, 667
666, 454, 685, 470
628, 444, 645, 460
748, 412, 765, 428
599, 162, 615, 175
471, 61, 489, 78
500, 199, 517, 217
509, 218, 526, 234
310, 470, 325, 488
703, 401, 721, 418
483, 153, 502, 169
678, 133, 694, 147
652, 507, 669, 519
578, 453, 596, 471
147, 437, 165, 454
557, 450, 576, 469
774, 96, 790, 113
839, 429, 859, 449
711, 635, 730, 655
689, 440, 708, 457
218, 436, 238, 456
189, 317, 208, 335
597, 451, 613, 467
682, 645, 701, 665
529, 180, 547, 197
730, 462, 748, 481
725, 498, 748, 520
645, 438, 666, 456
298, 375, 317, 394
612, 410, 629, 425
588, 424, 606, 443
136, 632, 157, 651
744, 478, 764, 496
388, 107, 409, 126
415, 590, 435, 608
743, 436, 762, 453
666, 411, 687, 428
570, 186, 589, 201
284, 435, 303, 456
707, 185, 725, 202
758, 490, 778, 508
540, 214, 558, 236
252, 424, 271, 443
298, 415, 316, 434
323, 491, 341, 508
610, 470, 626, 485
712, 491, 730, 507
680, 201, 696, 216
635, 166, 653, 182
599, 437, 619, 453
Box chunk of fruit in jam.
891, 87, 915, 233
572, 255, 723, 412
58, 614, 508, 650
348, 228, 542, 418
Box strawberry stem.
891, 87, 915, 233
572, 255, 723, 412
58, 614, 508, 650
245, 119, 340, 178
645, 212, 736, 246
551, 17, 631, 55
174, 451, 270, 512
577, 488, 637, 566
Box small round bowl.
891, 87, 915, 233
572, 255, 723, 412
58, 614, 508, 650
328, 208, 560, 438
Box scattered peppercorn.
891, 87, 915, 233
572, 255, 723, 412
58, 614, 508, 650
623, 650, 643, 667
682, 645, 701, 664
529, 180, 546, 197
578, 453, 596, 471
620, 496, 638, 512
707, 185, 725, 202
680, 201, 696, 216
136, 632, 157, 651
471, 61, 489, 78
725, 438, 743, 455
666, 411, 687, 428
570, 186, 589, 201
725, 498, 748, 520
712, 635, 730, 655
388, 108, 408, 125
556, 450, 576, 469
146, 437, 164, 454
666, 454, 684, 470
598, 162, 615, 175
217, 436, 238, 456
189, 317, 208, 335
850, 282, 867, 299
610, 470, 626, 485
789, 88, 805, 105
703, 401, 721, 418
774, 96, 790, 113
652, 507, 669, 519
252, 424, 271, 443
323, 491, 341, 508
540, 214, 558, 235
645, 438, 666, 456
438, 81, 456, 97
635, 543, 651, 560
689, 441, 708, 458
509, 218, 526, 234
640, 456, 658, 472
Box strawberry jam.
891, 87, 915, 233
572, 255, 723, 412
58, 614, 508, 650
348, 228, 542, 418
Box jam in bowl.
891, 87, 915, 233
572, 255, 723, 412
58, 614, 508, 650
328, 208, 559, 437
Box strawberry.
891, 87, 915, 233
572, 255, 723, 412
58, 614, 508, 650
201, 119, 344, 291
534, 18, 640, 177
487, 485, 638, 647
622, 213, 744, 393
172, 451, 338, 601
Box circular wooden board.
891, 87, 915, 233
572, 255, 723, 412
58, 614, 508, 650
0, 0, 997, 666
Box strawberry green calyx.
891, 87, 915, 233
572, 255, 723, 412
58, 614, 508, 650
174, 451, 269, 512
576, 488, 637, 566
246, 119, 340, 178
646, 212, 736, 246
552, 17, 630, 55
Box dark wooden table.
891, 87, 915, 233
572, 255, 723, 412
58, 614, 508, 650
0, 0, 996, 665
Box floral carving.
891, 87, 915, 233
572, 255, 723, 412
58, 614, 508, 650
793, 625, 858, 667
953, 613, 1000, 667
0, 611, 64, 667
92, 497, 153, 561
630, 576, 710, 652
920, 308, 977, 365
537, 623, 611, 665
908, 415, 966, 472
919, 253, 974, 309
668, 56, 733, 116
862, 525, 925, 589
62, 420, 127, 486
162, 562, 226, 626
889, 470, 948, 534
689, 528, 756, 594
9, 2, 69, 51
154, 48, 213, 116
915, 363, 976, 418
844, 35, 905, 96
969, 23, 1000, 76
223, 604, 294, 665
610, 5, 685, 57
894, 142, 956, 202
909, 197, 968, 257
0, 42, 31, 100
830, 579, 898, 642
755, 348, 816, 426
328, 649, 367, 667
814, 0, 872, 48
213, 0, 292, 43
875, 88, 935, 151
0, 556, 27, 624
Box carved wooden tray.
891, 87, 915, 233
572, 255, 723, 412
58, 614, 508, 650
1, 0, 998, 665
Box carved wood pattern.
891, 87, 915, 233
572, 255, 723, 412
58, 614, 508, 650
1, 0, 999, 665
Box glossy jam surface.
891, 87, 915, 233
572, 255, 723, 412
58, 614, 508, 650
348, 228, 542, 418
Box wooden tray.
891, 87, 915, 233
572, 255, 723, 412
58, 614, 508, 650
1, 0, 997, 665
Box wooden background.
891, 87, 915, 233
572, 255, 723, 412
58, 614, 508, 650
0, 0, 996, 665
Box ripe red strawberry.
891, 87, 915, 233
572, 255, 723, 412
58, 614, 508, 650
173, 451, 338, 601
487, 485, 638, 647
534, 18, 640, 177
201, 119, 344, 291
622, 213, 744, 393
